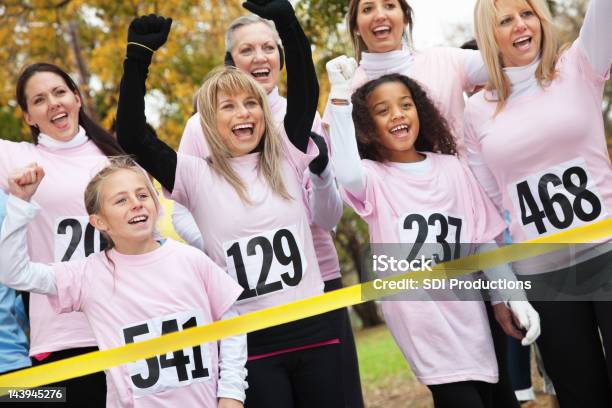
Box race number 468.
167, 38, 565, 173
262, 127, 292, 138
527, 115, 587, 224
509, 158, 607, 239
122, 310, 211, 398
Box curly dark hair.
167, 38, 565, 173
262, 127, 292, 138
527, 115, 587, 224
351, 74, 457, 162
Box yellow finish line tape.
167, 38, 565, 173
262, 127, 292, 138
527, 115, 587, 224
0, 218, 610, 390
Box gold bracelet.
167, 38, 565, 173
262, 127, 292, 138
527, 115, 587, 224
127, 42, 154, 53
330, 98, 350, 106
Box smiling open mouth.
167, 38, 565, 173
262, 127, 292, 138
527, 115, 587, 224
389, 124, 410, 138
372, 26, 391, 38
51, 112, 68, 126
128, 215, 148, 224
251, 68, 270, 78
232, 123, 254, 138
513, 36, 532, 50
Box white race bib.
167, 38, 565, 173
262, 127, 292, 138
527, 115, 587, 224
121, 310, 212, 398
53, 216, 107, 262
398, 212, 466, 263
508, 157, 608, 240
223, 225, 306, 301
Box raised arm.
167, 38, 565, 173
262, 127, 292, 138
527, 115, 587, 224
462, 49, 489, 90
307, 131, 343, 230
329, 104, 366, 201
0, 167, 56, 295
578, 0, 612, 75
325, 56, 366, 200
243, 0, 318, 153
116, 14, 178, 192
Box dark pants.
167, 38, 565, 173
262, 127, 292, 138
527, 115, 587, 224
527, 251, 612, 407
484, 301, 521, 408
324, 277, 364, 408
6, 346, 107, 408
506, 336, 532, 392
531, 300, 612, 407
245, 343, 344, 408
428, 381, 493, 408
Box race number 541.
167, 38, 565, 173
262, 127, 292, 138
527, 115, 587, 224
122, 310, 211, 398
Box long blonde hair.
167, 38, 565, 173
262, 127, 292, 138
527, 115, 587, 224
474, 0, 559, 113
84, 156, 160, 254
196, 66, 291, 204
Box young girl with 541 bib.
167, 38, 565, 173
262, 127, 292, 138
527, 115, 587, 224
0, 158, 247, 408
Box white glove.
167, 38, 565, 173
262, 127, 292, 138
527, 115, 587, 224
508, 300, 541, 346
326, 55, 358, 101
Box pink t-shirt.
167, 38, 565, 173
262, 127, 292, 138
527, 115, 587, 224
179, 88, 341, 282
351, 48, 477, 159
343, 153, 504, 385
464, 42, 612, 273
170, 135, 324, 315
49, 239, 242, 408
0, 139, 108, 354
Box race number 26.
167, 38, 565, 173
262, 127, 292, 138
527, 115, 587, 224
54, 217, 107, 262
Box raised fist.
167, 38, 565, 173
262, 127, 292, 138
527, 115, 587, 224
308, 132, 329, 176
326, 55, 357, 101
127, 14, 173, 52
8, 163, 45, 202
242, 0, 295, 28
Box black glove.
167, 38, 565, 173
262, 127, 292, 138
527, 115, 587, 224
308, 131, 329, 176
127, 14, 173, 58
242, 0, 296, 29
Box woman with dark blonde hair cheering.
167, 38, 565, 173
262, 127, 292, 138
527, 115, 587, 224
173, 11, 363, 407
115, 0, 346, 406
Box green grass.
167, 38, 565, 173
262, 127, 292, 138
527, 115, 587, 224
355, 325, 413, 387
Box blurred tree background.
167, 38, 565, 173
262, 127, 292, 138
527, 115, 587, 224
0, 0, 607, 143
0, 0, 243, 146
0, 0, 609, 328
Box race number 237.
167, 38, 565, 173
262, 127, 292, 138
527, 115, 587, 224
509, 158, 607, 239
224, 225, 306, 301
54, 217, 107, 262
122, 310, 211, 398
398, 212, 464, 263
